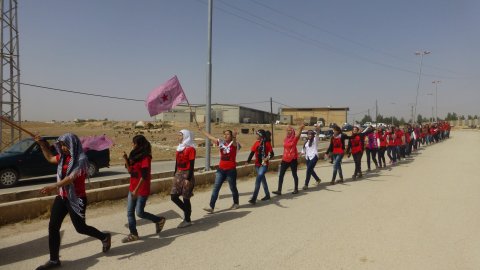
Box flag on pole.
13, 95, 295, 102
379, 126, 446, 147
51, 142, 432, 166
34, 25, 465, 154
145, 75, 187, 117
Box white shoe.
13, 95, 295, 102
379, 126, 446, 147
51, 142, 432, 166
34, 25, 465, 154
230, 203, 239, 210
203, 207, 214, 214
177, 220, 192, 228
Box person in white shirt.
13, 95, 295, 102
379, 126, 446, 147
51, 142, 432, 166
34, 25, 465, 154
302, 125, 322, 190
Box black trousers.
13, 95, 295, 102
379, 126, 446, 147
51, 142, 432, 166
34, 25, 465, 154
377, 147, 386, 167
277, 159, 299, 192
49, 196, 106, 261
171, 195, 192, 222
352, 152, 363, 176
365, 148, 378, 169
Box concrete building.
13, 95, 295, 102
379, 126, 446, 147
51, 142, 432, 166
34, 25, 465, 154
155, 103, 276, 124
280, 107, 349, 127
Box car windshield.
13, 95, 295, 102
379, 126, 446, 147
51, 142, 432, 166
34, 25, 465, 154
3, 138, 35, 153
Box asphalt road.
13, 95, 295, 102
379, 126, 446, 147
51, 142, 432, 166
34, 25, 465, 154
1, 130, 479, 269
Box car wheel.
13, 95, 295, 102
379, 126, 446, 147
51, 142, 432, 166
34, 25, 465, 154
0, 168, 19, 188
87, 161, 98, 178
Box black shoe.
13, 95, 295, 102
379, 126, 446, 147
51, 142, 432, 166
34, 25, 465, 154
102, 232, 111, 253
338, 178, 344, 183
36, 260, 61, 270
330, 180, 336, 185
358, 173, 363, 178
248, 199, 256, 205
260, 196, 270, 201
352, 175, 357, 180
272, 191, 282, 196
291, 190, 298, 194
302, 185, 308, 190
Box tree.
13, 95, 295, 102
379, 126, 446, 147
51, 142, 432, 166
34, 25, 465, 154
360, 115, 373, 124
399, 117, 406, 125
417, 114, 424, 124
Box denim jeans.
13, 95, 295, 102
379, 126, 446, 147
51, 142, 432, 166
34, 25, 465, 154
209, 168, 239, 209
127, 192, 161, 235
332, 154, 343, 180
352, 152, 363, 176
305, 155, 320, 186
387, 146, 397, 162
365, 148, 378, 169
251, 165, 270, 201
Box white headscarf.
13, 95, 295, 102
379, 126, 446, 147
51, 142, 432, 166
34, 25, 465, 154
177, 129, 196, 151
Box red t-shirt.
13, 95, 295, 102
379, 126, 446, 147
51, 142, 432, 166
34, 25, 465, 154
251, 140, 273, 166
282, 137, 299, 162
55, 155, 86, 198
377, 132, 387, 147
176, 147, 196, 171
128, 156, 152, 196
394, 130, 404, 146
350, 134, 363, 154
386, 132, 395, 147
217, 139, 237, 170
332, 136, 344, 154
405, 132, 411, 143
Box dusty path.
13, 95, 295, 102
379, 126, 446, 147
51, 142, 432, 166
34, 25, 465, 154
1, 130, 479, 270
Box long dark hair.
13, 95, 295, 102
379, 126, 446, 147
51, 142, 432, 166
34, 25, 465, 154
305, 130, 315, 148
129, 135, 152, 163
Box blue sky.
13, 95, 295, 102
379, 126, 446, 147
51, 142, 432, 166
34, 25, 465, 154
19, 0, 480, 121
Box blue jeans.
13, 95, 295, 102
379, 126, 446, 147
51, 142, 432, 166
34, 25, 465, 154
209, 169, 239, 209
251, 165, 270, 201
332, 154, 343, 180
305, 156, 320, 186
127, 192, 161, 235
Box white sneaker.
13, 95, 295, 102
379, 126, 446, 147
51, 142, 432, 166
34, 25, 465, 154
177, 220, 192, 228
203, 207, 214, 214
230, 203, 239, 210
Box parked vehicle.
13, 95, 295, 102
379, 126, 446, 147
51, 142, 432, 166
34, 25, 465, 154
0, 136, 110, 188
300, 129, 333, 141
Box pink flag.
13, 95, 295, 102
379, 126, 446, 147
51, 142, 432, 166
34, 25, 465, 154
145, 75, 187, 116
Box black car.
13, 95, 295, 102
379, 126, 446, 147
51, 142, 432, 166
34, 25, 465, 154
0, 136, 110, 188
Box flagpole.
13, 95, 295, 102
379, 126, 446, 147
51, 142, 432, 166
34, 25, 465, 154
0, 116, 35, 137
205, 0, 213, 171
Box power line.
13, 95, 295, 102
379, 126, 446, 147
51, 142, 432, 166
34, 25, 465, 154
20, 82, 144, 102
196, 0, 476, 80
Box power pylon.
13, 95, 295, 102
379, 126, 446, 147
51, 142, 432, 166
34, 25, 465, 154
0, 0, 21, 151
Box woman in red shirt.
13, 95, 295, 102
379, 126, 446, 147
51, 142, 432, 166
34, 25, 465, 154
272, 124, 304, 195
247, 129, 274, 204
200, 128, 240, 213
325, 126, 348, 184
171, 129, 196, 228
376, 128, 387, 168
34, 133, 111, 270
122, 135, 166, 243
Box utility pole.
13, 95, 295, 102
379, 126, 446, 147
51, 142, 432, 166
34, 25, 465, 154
375, 100, 378, 124
204, 0, 213, 171
411, 105, 414, 125
0, 0, 21, 151
270, 97, 274, 147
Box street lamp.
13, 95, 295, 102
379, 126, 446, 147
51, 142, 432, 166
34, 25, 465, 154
414, 50, 431, 125
390, 102, 396, 125
427, 93, 434, 122
432, 80, 441, 122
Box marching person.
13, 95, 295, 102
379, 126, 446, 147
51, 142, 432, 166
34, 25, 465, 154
365, 125, 379, 171
247, 129, 274, 204
200, 128, 240, 213
301, 124, 322, 190
122, 135, 166, 243
171, 129, 196, 228
347, 126, 366, 180
272, 124, 304, 195
376, 127, 387, 168
325, 125, 348, 185
34, 133, 111, 270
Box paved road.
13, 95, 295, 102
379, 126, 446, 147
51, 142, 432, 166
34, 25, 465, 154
1, 142, 329, 195
1, 131, 479, 269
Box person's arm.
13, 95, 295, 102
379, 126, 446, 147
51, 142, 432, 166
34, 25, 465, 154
247, 151, 255, 164
295, 124, 305, 140
34, 135, 57, 164
187, 159, 195, 180
122, 151, 132, 172
198, 127, 218, 144
40, 173, 76, 194
232, 129, 238, 144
